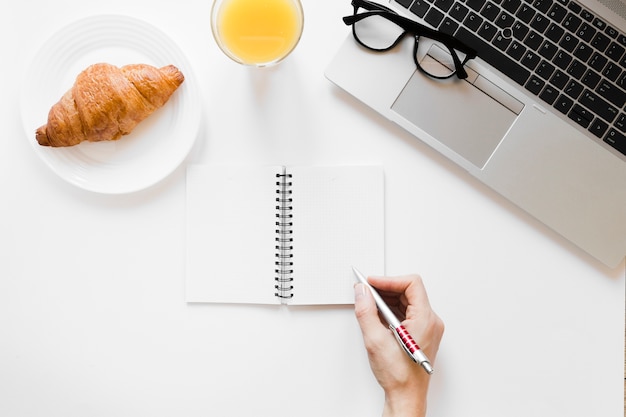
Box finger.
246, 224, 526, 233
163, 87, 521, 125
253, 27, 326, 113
368, 275, 432, 311
354, 283, 393, 348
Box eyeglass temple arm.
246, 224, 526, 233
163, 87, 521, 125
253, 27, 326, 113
342, 11, 378, 26
352, 0, 398, 13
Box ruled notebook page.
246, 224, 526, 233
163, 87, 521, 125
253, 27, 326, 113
288, 166, 385, 305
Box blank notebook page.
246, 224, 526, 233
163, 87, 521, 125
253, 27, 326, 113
288, 166, 384, 305
185, 165, 384, 305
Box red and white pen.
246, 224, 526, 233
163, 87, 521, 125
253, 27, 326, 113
353, 266, 434, 375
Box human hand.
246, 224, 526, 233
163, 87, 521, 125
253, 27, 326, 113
354, 274, 444, 417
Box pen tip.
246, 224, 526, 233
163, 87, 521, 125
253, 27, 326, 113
422, 361, 434, 375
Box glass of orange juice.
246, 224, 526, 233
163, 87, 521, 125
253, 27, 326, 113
211, 0, 304, 67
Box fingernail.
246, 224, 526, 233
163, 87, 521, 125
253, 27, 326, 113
354, 283, 366, 300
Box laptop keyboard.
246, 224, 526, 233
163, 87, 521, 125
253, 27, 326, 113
394, 0, 626, 157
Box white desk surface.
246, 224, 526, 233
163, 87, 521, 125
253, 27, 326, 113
2, 2, 624, 416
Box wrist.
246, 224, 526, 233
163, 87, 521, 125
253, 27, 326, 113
382, 387, 427, 417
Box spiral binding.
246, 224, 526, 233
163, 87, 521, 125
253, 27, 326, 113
275, 170, 294, 301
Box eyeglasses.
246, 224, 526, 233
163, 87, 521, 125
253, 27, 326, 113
342, 0, 477, 80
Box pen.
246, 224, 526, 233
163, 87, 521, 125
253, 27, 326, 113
352, 266, 434, 375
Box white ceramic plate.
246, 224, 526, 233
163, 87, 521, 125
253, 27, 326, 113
20, 15, 201, 194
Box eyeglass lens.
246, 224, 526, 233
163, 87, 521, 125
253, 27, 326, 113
352, 6, 463, 79
353, 14, 405, 51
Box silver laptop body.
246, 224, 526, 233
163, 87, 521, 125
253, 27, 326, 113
326, 0, 626, 267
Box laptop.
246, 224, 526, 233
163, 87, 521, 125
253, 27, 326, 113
325, 0, 626, 267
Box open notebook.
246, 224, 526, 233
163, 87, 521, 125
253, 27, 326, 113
185, 165, 385, 305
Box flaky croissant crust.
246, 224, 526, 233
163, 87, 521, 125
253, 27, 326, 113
36, 63, 184, 147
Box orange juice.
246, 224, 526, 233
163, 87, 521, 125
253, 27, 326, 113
212, 0, 304, 66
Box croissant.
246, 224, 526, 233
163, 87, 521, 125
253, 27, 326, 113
36, 63, 184, 147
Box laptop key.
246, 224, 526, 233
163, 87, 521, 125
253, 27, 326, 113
410, 0, 431, 18
435, 0, 456, 12
580, 9, 594, 23
507, 40, 527, 60
568, 104, 593, 128
395, 0, 414, 7
576, 23, 596, 43
540, 84, 559, 103
522, 50, 541, 69
567, 1, 581, 13
425, 7, 445, 27
545, 23, 565, 42
467, 0, 487, 12
501, 0, 521, 13
481, 2, 501, 20
526, 75, 545, 94
596, 80, 626, 107
538, 40, 558, 59
479, 21, 499, 40
516, 4, 535, 23
591, 32, 611, 52
512, 21, 530, 39
524, 30, 544, 50
602, 62, 622, 82
592, 17, 606, 31
553, 50, 573, 69
579, 90, 618, 122
605, 26, 619, 39
455, 27, 531, 84
589, 118, 609, 138
533, 0, 553, 14
550, 69, 569, 88
440, 17, 460, 35
536, 60, 556, 79
465, 12, 484, 31
573, 43, 593, 61
581, 69, 601, 88
450, 3, 470, 21
547, 3, 567, 22
589, 52, 608, 72
605, 42, 625, 62
566, 59, 586, 78
530, 14, 550, 32
604, 129, 626, 155
564, 79, 584, 99
559, 32, 578, 52
562, 13, 582, 33
615, 114, 626, 132
554, 94, 574, 114
496, 10, 516, 28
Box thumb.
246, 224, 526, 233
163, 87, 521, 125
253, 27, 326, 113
354, 283, 389, 342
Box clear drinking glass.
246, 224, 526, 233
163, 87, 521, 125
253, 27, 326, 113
211, 0, 304, 67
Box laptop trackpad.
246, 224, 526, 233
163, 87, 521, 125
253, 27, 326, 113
391, 64, 519, 169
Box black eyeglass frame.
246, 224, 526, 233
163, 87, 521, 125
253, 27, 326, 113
343, 0, 477, 80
